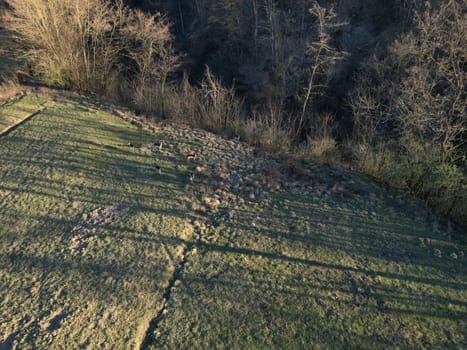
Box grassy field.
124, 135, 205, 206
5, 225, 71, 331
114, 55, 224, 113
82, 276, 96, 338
0, 95, 197, 349
0, 93, 466, 349
0, 94, 44, 132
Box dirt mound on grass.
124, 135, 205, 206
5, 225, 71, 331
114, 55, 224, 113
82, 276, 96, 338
69, 204, 129, 255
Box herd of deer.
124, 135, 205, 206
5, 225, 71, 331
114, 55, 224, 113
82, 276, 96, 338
127, 140, 197, 183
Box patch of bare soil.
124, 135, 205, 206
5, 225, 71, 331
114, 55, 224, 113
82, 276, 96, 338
69, 204, 129, 255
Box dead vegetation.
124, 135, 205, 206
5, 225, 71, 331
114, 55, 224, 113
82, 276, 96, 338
5, 0, 178, 104
2, 0, 466, 227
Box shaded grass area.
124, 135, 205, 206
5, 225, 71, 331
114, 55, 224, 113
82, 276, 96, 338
0, 93, 465, 349
0, 96, 197, 349
149, 181, 466, 348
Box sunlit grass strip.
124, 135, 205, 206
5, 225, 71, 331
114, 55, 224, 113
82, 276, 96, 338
0, 107, 44, 136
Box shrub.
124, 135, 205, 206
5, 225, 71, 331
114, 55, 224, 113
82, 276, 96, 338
6, 0, 177, 98
300, 136, 338, 162
196, 67, 244, 133
236, 102, 292, 153
0, 72, 20, 100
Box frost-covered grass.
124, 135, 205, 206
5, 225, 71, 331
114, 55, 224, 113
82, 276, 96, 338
0, 95, 196, 349
0, 93, 465, 349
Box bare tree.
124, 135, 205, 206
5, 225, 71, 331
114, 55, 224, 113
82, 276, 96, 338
299, 2, 347, 137
394, 0, 466, 163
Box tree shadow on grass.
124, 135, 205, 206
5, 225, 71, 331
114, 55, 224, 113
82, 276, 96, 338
224, 193, 465, 275
138, 232, 465, 348
96, 224, 466, 323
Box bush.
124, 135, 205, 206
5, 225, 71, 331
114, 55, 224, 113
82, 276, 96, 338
6, 0, 177, 98
236, 103, 292, 153
351, 0, 466, 160
0, 72, 20, 100
196, 68, 244, 133
300, 136, 338, 162
387, 140, 467, 225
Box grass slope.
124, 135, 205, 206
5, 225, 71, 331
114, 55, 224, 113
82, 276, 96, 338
0, 94, 44, 132
0, 95, 195, 349
0, 93, 466, 349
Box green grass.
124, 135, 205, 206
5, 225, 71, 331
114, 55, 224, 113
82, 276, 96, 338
151, 190, 466, 349
0, 95, 196, 349
0, 94, 45, 131
0, 93, 466, 349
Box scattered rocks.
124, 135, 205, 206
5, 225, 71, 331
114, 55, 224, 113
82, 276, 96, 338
140, 144, 153, 152
203, 196, 221, 209
228, 172, 242, 187
433, 248, 442, 258
332, 183, 350, 197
